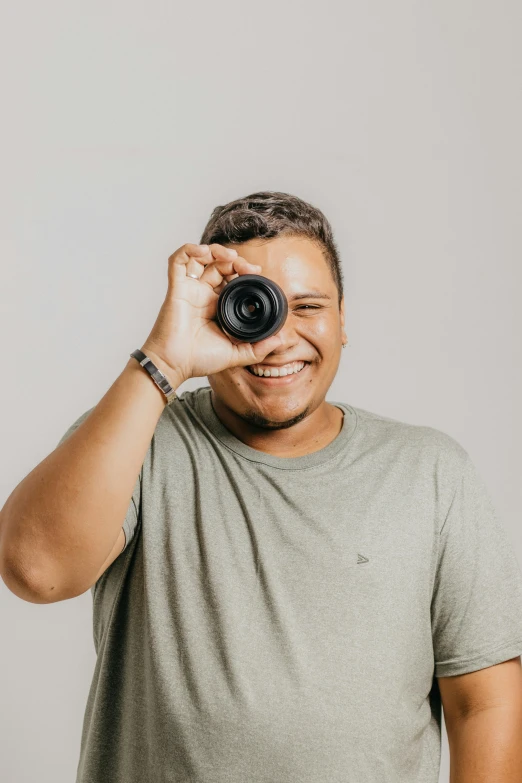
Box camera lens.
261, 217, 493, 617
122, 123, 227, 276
238, 295, 264, 320
216, 274, 288, 343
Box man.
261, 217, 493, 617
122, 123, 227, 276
1, 191, 522, 782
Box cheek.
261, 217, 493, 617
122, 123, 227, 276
303, 317, 338, 345
227, 368, 251, 388
209, 370, 237, 388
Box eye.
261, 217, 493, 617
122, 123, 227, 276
296, 305, 320, 310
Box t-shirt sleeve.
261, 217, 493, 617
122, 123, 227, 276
431, 450, 522, 677
57, 408, 141, 553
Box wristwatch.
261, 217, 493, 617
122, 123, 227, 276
130, 349, 178, 405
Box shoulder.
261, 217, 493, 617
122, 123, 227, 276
349, 403, 469, 474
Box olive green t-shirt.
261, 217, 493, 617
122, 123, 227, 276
58, 386, 522, 782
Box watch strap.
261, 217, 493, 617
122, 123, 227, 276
130, 349, 178, 405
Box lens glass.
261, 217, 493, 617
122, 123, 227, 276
237, 295, 264, 321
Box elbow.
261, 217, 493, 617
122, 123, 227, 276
0, 510, 93, 603
0, 548, 72, 604
0, 509, 74, 603
0, 558, 55, 603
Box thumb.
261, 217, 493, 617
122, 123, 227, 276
236, 333, 285, 366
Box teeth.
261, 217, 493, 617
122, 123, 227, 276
248, 361, 306, 377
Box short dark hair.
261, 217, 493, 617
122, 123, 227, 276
200, 191, 344, 306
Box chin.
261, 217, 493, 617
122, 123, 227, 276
240, 399, 311, 430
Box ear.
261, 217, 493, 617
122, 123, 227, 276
340, 295, 348, 345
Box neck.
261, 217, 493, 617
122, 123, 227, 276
210, 391, 344, 458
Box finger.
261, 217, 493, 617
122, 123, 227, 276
170, 243, 235, 260
213, 272, 240, 295
168, 243, 239, 285
186, 257, 205, 279
168, 243, 213, 265
208, 243, 239, 260
187, 243, 238, 266
233, 332, 285, 365
195, 243, 241, 278
199, 259, 262, 291
198, 259, 238, 290
217, 272, 239, 290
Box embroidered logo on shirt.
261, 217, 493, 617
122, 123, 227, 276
357, 554, 369, 564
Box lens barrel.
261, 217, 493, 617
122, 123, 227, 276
216, 274, 288, 343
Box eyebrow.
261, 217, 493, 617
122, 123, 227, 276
288, 291, 333, 301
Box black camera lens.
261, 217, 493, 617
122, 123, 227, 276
216, 274, 288, 343
238, 295, 263, 320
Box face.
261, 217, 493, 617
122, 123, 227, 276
207, 235, 347, 430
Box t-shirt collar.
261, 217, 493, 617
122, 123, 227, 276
194, 386, 358, 470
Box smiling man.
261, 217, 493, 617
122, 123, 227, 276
209, 234, 346, 456
1, 191, 522, 783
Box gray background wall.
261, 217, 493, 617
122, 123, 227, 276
1, 2, 521, 781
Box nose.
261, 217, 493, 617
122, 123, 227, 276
269, 317, 300, 356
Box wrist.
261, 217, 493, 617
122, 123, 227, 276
138, 344, 186, 393
124, 358, 170, 410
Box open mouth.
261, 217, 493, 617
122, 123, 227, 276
244, 361, 311, 384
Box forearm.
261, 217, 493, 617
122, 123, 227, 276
0, 351, 183, 598
447, 706, 522, 782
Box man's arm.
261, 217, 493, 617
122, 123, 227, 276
438, 656, 522, 782
0, 349, 183, 603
